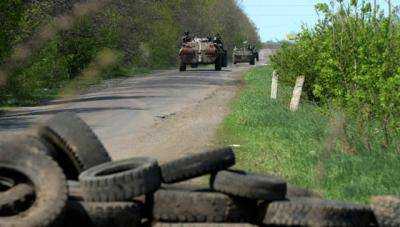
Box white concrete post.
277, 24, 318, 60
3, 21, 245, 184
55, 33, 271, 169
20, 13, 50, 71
271, 70, 278, 99
290, 76, 305, 111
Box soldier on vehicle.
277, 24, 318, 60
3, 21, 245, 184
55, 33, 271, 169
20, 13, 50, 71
214, 34, 224, 49
182, 31, 192, 44
207, 34, 213, 42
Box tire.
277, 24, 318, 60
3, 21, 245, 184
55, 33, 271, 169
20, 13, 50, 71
38, 112, 111, 179
67, 180, 84, 201
286, 184, 322, 199
210, 170, 287, 200
160, 147, 235, 184
0, 142, 67, 227
215, 55, 222, 71
0, 176, 15, 190
371, 196, 400, 226
65, 201, 143, 227
250, 57, 255, 65
79, 157, 161, 202
222, 51, 228, 67
0, 183, 34, 215
263, 198, 378, 226
152, 187, 257, 223
179, 61, 187, 71
15, 134, 58, 160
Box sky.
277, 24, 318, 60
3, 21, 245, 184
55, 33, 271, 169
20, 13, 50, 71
240, 0, 397, 42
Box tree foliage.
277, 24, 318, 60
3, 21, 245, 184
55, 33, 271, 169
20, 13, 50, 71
271, 0, 400, 150
0, 0, 260, 105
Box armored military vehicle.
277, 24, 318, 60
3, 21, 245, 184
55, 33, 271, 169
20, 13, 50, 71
179, 37, 227, 71
232, 44, 257, 65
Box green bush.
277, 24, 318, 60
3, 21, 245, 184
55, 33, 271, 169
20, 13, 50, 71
271, 0, 400, 150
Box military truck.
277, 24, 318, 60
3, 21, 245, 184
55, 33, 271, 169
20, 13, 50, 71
232, 45, 257, 65
179, 37, 227, 71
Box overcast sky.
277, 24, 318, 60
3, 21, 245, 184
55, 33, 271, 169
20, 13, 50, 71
239, 0, 396, 42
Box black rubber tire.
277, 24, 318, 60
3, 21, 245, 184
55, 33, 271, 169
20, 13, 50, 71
371, 196, 400, 226
215, 55, 222, 71
222, 51, 228, 67
250, 57, 255, 65
64, 201, 144, 227
16, 134, 58, 160
263, 198, 378, 226
152, 186, 257, 223
67, 180, 84, 201
210, 170, 287, 200
38, 112, 111, 179
0, 183, 34, 215
160, 147, 235, 184
0, 142, 67, 227
79, 157, 161, 202
286, 184, 322, 199
179, 61, 187, 71
0, 176, 15, 191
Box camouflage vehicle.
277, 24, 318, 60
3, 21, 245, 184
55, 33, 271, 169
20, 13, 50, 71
179, 37, 227, 71
232, 45, 257, 65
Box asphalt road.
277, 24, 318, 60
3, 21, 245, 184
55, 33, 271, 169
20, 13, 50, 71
0, 65, 248, 161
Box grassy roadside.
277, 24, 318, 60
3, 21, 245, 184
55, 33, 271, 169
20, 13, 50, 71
217, 65, 400, 203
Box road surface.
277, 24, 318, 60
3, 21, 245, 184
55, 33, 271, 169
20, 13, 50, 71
0, 66, 247, 162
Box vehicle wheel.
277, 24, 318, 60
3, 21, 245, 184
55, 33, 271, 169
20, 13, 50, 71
0, 183, 34, 215
215, 56, 222, 71
0, 142, 67, 227
262, 198, 377, 226
371, 195, 400, 226
250, 57, 255, 65
152, 186, 257, 223
65, 201, 144, 227
222, 51, 228, 67
179, 61, 186, 71
38, 112, 111, 180
160, 147, 235, 184
210, 170, 287, 200
79, 157, 161, 202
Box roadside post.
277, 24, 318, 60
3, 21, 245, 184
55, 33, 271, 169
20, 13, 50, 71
289, 76, 305, 111
271, 70, 278, 99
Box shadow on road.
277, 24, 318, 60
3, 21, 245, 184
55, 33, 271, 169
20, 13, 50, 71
40, 95, 164, 106
0, 106, 145, 132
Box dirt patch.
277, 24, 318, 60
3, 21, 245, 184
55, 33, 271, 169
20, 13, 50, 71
126, 68, 247, 163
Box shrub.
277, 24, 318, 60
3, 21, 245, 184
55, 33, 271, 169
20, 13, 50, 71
271, 0, 400, 150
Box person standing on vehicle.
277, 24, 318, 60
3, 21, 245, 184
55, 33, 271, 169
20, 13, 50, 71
214, 34, 224, 49
182, 31, 192, 44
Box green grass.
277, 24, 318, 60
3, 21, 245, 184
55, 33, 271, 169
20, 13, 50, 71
218, 65, 400, 204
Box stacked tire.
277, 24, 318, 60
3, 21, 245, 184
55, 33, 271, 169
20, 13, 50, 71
0, 112, 390, 226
